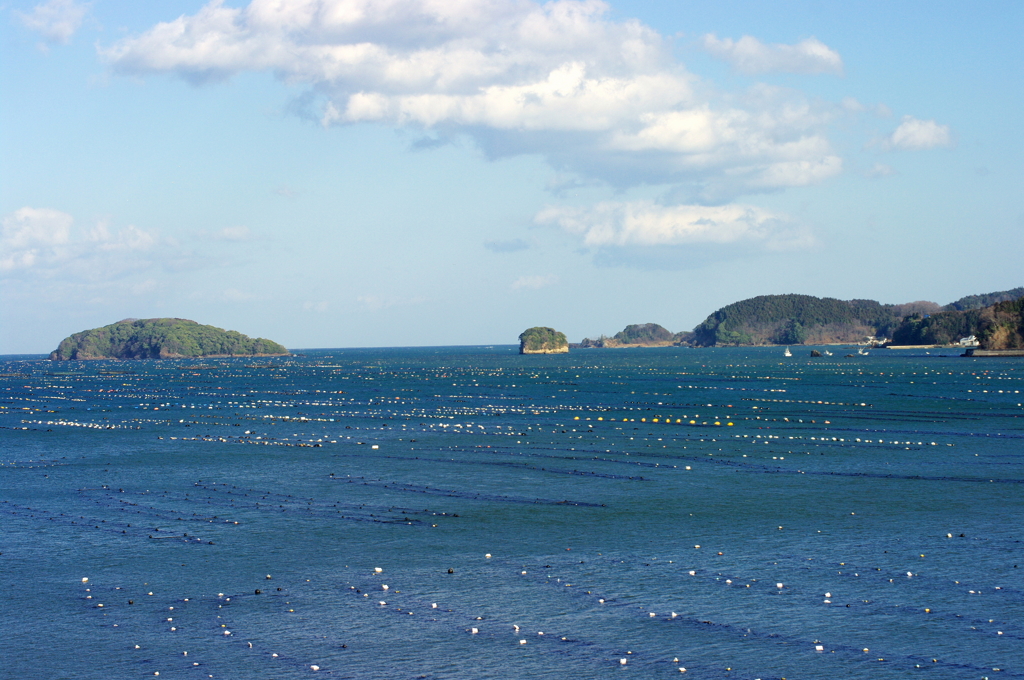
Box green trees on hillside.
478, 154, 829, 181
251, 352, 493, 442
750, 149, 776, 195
614, 323, 674, 344
518, 327, 568, 353
692, 294, 898, 346
945, 287, 1024, 311
50, 318, 288, 360
978, 297, 1024, 349
891, 310, 982, 345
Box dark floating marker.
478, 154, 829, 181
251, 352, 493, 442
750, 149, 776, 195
255, 589, 261, 595
447, 568, 454, 574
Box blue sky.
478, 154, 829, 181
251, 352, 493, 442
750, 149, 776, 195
1, 0, 1021, 353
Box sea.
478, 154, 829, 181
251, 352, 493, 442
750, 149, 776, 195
1, 345, 1021, 680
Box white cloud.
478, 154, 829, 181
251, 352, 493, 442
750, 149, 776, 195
865, 162, 896, 178
884, 115, 953, 150
102, 0, 844, 197
1, 206, 178, 278
511, 274, 558, 290
222, 287, 258, 302
303, 300, 329, 312
701, 34, 843, 75
17, 0, 89, 45
357, 294, 427, 310
216, 225, 252, 240
1, 207, 73, 271
537, 200, 812, 250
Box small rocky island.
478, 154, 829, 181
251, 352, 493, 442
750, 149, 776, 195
519, 327, 568, 354
49, 318, 288, 360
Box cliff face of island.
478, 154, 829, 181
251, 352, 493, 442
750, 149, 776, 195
519, 327, 568, 354
49, 318, 289, 360
979, 298, 1024, 349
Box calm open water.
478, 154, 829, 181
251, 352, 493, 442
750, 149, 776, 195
1, 345, 1021, 680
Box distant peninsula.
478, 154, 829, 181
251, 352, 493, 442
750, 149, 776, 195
570, 286, 1023, 349
519, 327, 568, 354
49, 318, 288, 360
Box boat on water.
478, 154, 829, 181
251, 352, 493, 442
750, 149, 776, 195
784, 347, 792, 357
824, 350, 833, 356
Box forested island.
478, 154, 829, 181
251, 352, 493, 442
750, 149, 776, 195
519, 327, 568, 354
49, 318, 288, 360
569, 286, 1024, 350
576, 323, 692, 348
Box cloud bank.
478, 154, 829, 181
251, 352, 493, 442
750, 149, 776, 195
537, 200, 811, 250
102, 0, 843, 200
701, 34, 843, 75
17, 0, 89, 45
1, 206, 191, 281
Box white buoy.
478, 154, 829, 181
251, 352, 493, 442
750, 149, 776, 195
431, 603, 437, 609
310, 665, 320, 671
815, 644, 824, 651
649, 612, 656, 617
485, 553, 491, 558
825, 592, 831, 598
671, 612, 677, 619
374, 567, 383, 573
776, 583, 784, 589
81, 578, 89, 583
689, 571, 696, 576
471, 628, 478, 634
520, 639, 527, 645
382, 584, 389, 591
620, 658, 628, 665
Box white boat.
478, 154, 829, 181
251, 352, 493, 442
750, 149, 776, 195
784, 347, 792, 357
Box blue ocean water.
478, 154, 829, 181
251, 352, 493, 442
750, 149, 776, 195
1, 345, 1021, 680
